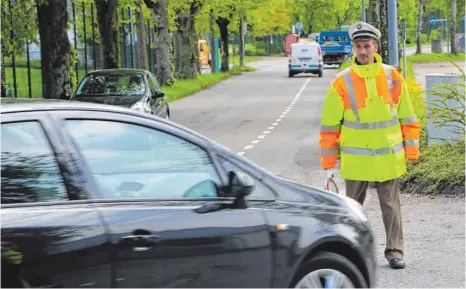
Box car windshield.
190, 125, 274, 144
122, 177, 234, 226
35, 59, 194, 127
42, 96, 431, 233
75, 73, 146, 96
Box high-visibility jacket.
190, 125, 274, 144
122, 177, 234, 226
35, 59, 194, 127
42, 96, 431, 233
319, 53, 420, 182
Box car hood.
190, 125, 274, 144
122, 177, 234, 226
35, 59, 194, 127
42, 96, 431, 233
72, 95, 142, 107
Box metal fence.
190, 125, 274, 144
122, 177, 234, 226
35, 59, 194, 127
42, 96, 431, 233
2, 0, 157, 98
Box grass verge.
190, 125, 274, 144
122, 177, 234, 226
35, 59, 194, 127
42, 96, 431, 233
163, 65, 255, 102
401, 53, 465, 195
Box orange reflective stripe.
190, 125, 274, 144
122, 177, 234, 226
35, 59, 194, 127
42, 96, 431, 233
321, 155, 338, 169
391, 69, 403, 103
332, 76, 352, 110
376, 66, 389, 97
401, 122, 421, 140
349, 70, 368, 109
404, 145, 419, 160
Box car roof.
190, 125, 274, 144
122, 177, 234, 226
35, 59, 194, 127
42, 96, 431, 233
86, 68, 149, 75
1, 101, 209, 140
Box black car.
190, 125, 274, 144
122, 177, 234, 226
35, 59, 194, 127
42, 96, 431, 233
1, 102, 376, 288
70, 69, 170, 119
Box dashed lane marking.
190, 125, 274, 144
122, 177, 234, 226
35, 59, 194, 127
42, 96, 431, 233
237, 78, 311, 155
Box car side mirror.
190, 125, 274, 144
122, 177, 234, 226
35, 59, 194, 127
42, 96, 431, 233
224, 171, 254, 209
152, 90, 165, 99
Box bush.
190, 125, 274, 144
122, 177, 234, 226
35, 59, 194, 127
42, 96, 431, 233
3, 57, 41, 69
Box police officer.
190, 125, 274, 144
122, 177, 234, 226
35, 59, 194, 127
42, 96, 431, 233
319, 21, 421, 269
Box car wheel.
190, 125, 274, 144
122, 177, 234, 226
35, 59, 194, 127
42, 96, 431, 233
291, 252, 367, 288
318, 70, 323, 78
288, 70, 294, 78
165, 107, 170, 119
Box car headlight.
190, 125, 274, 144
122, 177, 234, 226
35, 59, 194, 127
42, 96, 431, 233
130, 101, 149, 112
343, 196, 368, 222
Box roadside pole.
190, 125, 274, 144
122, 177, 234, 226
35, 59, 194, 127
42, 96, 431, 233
402, 20, 407, 80
388, 0, 399, 67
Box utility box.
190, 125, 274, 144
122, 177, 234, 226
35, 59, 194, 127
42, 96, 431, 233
431, 39, 444, 53
425, 74, 464, 146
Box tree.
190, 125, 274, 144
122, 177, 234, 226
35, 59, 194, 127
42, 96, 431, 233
416, 0, 423, 54
450, 0, 457, 54
379, 0, 389, 64
36, 0, 72, 99
144, 0, 174, 85
95, 0, 120, 68
171, 0, 203, 79
135, 1, 149, 69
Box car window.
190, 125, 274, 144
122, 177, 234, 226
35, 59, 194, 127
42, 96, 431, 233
149, 74, 161, 90
1, 121, 69, 204
218, 156, 276, 200
75, 73, 146, 96
65, 120, 221, 199
147, 75, 156, 95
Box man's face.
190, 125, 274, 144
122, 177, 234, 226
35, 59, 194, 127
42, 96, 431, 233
353, 39, 378, 64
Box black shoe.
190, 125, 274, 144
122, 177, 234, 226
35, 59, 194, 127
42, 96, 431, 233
389, 258, 406, 269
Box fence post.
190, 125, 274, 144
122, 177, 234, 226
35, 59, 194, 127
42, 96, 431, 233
82, 1, 88, 74
91, 2, 97, 70
72, 1, 79, 83
121, 8, 127, 68
129, 7, 134, 68
8, 0, 17, 98
26, 36, 32, 98
147, 20, 152, 73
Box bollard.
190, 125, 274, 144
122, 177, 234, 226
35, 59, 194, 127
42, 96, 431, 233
425, 74, 464, 146
431, 39, 444, 53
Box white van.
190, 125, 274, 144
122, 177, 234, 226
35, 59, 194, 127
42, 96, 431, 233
288, 42, 324, 78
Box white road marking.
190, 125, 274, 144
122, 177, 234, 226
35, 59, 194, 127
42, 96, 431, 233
238, 78, 311, 156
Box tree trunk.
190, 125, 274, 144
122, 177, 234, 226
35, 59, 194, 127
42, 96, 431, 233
95, 0, 119, 68
144, 0, 173, 85
216, 17, 230, 72
239, 16, 245, 67
173, 1, 202, 79
451, 0, 457, 54
1, 62, 6, 97
368, 0, 380, 30
136, 2, 148, 70
379, 0, 389, 64
36, 0, 72, 99
209, 9, 216, 72
416, 0, 423, 54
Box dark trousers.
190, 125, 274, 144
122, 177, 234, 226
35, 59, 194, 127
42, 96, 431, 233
345, 179, 404, 260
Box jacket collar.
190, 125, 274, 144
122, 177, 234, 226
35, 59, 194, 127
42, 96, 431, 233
351, 53, 382, 79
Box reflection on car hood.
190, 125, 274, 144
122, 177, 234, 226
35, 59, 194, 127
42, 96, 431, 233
72, 95, 142, 107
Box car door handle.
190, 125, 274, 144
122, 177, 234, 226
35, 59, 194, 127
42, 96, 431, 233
120, 233, 160, 252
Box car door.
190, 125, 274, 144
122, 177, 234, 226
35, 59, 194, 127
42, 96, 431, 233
58, 111, 273, 288
146, 73, 166, 117
0, 112, 112, 288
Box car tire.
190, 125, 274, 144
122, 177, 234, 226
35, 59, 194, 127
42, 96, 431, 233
165, 107, 170, 119
318, 70, 323, 78
288, 71, 294, 78
290, 251, 367, 288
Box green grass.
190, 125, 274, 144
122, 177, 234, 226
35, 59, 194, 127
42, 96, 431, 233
162, 66, 256, 102
4, 67, 88, 98
407, 53, 465, 63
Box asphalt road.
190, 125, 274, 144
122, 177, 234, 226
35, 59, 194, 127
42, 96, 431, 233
170, 57, 465, 288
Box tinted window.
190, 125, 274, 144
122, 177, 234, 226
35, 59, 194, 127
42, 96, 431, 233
66, 120, 221, 199
218, 156, 276, 200
75, 73, 146, 96
1, 122, 68, 204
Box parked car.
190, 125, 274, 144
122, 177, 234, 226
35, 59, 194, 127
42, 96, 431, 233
1, 102, 376, 288
70, 69, 170, 119
288, 42, 324, 78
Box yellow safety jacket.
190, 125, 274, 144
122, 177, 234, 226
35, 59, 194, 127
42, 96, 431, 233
319, 53, 420, 182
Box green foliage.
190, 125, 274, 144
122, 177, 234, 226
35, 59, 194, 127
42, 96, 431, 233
1, 0, 39, 55
163, 65, 255, 101
400, 140, 465, 194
